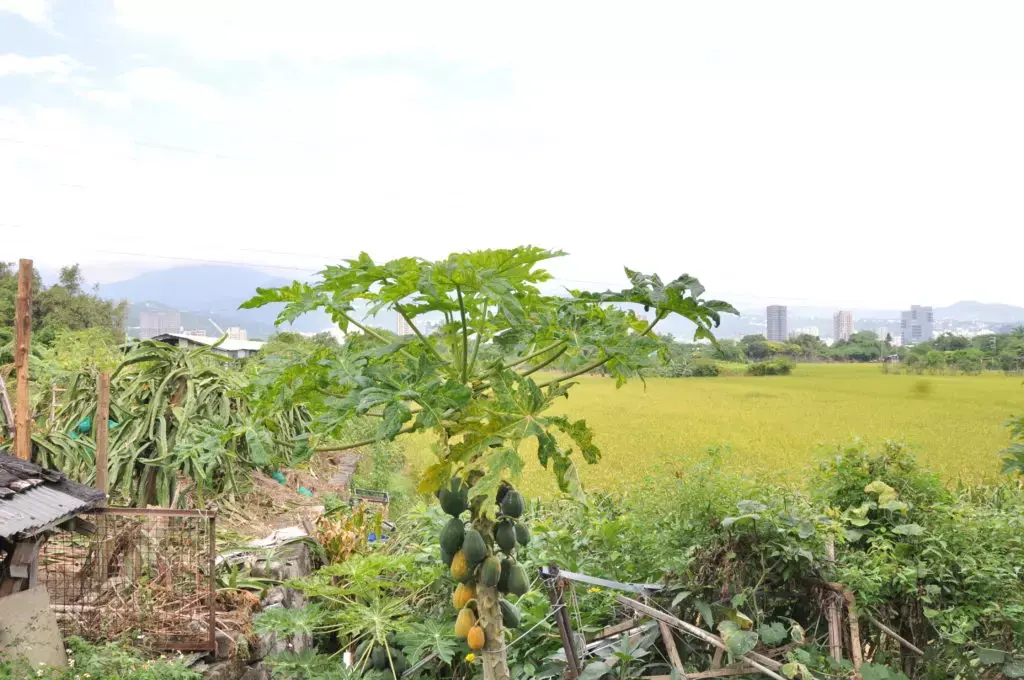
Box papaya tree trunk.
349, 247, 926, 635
476, 583, 509, 680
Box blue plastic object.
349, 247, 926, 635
298, 486, 313, 497
77, 417, 92, 433
271, 472, 287, 485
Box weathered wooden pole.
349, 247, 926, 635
95, 372, 110, 502
14, 259, 33, 460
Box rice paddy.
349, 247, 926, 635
404, 364, 1024, 497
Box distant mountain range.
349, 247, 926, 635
99, 266, 335, 339
97, 265, 1024, 341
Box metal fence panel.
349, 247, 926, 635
38, 507, 216, 651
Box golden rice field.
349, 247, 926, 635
404, 364, 1024, 497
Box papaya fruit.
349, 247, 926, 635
354, 640, 369, 664
497, 557, 514, 593
494, 520, 517, 553
499, 599, 521, 629
440, 517, 465, 555
455, 607, 477, 639
514, 520, 530, 546
371, 645, 388, 670
450, 550, 472, 582
439, 477, 469, 517
496, 481, 511, 506
467, 624, 486, 651
453, 582, 475, 609
479, 556, 501, 587
441, 545, 454, 567
500, 489, 524, 518
462, 528, 487, 566
507, 562, 529, 596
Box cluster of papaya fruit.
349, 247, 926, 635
353, 633, 408, 674
438, 477, 530, 650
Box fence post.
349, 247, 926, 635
541, 566, 580, 679
14, 258, 32, 460
208, 512, 217, 653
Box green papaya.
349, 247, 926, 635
354, 641, 369, 664
499, 599, 521, 629
479, 556, 502, 587
371, 645, 388, 670
439, 477, 469, 517
440, 545, 454, 567
494, 520, 517, 553
496, 557, 514, 593
462, 528, 487, 565
507, 562, 529, 596
440, 517, 465, 555
500, 490, 524, 518
514, 520, 530, 546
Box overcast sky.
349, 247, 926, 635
1, 1, 1023, 309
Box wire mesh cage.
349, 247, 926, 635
38, 507, 216, 651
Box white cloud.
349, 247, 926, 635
0, 53, 78, 82
119, 67, 229, 118
4, 2, 1024, 307
0, 0, 48, 25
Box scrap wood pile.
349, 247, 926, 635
546, 566, 925, 680
38, 514, 215, 649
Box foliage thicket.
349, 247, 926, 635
4, 336, 312, 505
259, 441, 1024, 679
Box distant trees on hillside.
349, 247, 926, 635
0, 263, 126, 361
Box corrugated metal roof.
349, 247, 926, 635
152, 333, 265, 353
0, 485, 98, 538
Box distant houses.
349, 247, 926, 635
150, 332, 264, 359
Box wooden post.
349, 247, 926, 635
14, 259, 32, 461
95, 373, 110, 502
825, 540, 844, 663
658, 620, 689, 678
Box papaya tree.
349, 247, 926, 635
243, 247, 735, 680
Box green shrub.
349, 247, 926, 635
0, 638, 201, 680
746, 358, 794, 375
684, 358, 720, 377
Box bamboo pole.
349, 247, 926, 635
865, 613, 924, 657
14, 259, 32, 461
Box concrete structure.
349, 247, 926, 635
766, 305, 788, 342
900, 305, 934, 346
226, 326, 248, 341
790, 326, 820, 339
833, 310, 854, 342
396, 315, 413, 337
139, 310, 181, 339
151, 332, 264, 359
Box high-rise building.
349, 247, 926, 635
833, 310, 854, 342
139, 311, 181, 339
226, 327, 248, 341
900, 305, 934, 346
396, 315, 413, 336
766, 305, 788, 342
